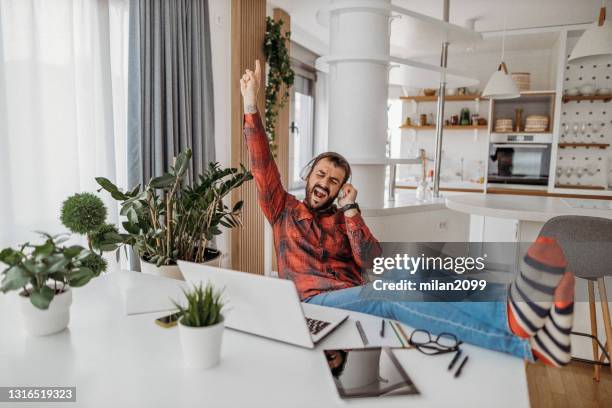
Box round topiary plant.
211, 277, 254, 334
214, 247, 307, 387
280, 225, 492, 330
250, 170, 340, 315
80, 252, 108, 276
90, 223, 119, 251
61, 192, 107, 234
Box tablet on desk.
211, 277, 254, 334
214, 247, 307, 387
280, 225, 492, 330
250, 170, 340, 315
323, 347, 420, 399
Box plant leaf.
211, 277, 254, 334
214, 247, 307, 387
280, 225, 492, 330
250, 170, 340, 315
30, 286, 55, 310
0, 266, 29, 292
69, 267, 95, 287
149, 174, 177, 189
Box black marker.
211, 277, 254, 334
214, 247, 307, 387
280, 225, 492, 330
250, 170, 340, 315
454, 355, 469, 378
448, 349, 462, 371
380, 319, 385, 337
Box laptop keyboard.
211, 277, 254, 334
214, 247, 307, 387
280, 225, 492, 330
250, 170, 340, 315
306, 317, 331, 336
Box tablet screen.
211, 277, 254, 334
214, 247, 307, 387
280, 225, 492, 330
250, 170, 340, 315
323, 347, 420, 399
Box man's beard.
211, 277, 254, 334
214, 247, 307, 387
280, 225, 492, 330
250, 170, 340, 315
304, 183, 337, 212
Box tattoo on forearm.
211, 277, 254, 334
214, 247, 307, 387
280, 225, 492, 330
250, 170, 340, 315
245, 104, 258, 114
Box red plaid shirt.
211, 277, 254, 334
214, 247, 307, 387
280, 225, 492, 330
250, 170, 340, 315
244, 112, 382, 300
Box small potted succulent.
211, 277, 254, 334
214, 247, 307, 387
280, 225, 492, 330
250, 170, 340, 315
95, 149, 251, 280
0, 233, 101, 336
173, 282, 225, 369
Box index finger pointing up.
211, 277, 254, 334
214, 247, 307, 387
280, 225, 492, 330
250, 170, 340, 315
254, 59, 261, 80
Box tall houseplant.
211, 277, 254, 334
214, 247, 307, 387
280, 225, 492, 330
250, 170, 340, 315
96, 149, 252, 279
0, 233, 97, 336
264, 16, 295, 155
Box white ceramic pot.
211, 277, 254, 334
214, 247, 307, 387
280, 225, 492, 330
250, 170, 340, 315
140, 251, 222, 280
140, 260, 184, 280
178, 316, 224, 369
19, 287, 72, 336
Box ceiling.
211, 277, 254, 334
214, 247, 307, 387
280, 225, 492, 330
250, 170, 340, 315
269, 0, 605, 57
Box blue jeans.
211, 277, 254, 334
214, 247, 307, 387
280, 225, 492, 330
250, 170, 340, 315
305, 281, 534, 361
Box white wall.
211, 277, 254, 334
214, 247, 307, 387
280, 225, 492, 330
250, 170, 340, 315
209, 0, 232, 267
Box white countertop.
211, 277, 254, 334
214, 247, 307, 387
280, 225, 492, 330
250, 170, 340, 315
446, 194, 612, 222
0, 272, 529, 408
362, 190, 447, 217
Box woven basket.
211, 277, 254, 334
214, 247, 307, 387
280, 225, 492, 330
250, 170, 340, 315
495, 118, 513, 132
524, 115, 548, 132
511, 72, 530, 92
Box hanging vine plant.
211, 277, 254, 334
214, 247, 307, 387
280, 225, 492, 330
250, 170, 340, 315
264, 16, 295, 155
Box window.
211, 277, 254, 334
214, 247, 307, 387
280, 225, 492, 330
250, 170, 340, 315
289, 74, 315, 190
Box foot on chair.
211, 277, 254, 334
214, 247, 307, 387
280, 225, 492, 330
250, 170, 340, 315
531, 272, 575, 367
508, 236, 568, 338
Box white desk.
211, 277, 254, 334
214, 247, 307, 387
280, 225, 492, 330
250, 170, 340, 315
0, 273, 529, 408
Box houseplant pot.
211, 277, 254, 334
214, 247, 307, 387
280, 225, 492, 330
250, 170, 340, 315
140, 248, 222, 280
178, 315, 225, 369
2, 233, 100, 338
174, 282, 225, 369
19, 286, 73, 336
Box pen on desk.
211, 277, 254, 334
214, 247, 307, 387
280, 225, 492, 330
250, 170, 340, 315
355, 320, 369, 346
448, 349, 462, 371
380, 319, 385, 337
454, 355, 469, 378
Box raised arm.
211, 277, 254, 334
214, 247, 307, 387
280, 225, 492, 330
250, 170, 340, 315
240, 60, 287, 224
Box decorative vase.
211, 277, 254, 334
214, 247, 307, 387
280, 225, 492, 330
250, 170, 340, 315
178, 315, 225, 369
19, 287, 72, 336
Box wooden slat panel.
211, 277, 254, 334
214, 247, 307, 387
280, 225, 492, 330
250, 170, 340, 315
231, 0, 267, 274
271, 8, 291, 273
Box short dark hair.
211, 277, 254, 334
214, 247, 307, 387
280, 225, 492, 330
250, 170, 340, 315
301, 152, 351, 185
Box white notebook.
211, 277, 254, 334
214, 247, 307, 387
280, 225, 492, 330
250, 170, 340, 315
115, 270, 186, 315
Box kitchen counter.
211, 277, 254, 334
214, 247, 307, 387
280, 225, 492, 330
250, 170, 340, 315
361, 189, 446, 217
446, 194, 612, 222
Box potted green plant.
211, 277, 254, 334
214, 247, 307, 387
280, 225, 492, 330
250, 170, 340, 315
0, 233, 100, 336
95, 149, 252, 280
173, 282, 225, 369
60, 192, 123, 267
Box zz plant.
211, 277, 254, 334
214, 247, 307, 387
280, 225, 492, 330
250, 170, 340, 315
95, 149, 252, 266
0, 233, 97, 310
264, 16, 295, 155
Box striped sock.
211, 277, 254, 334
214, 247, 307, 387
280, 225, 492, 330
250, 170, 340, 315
508, 236, 567, 338
531, 303, 574, 367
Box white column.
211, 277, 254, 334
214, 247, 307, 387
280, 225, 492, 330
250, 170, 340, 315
324, 0, 392, 208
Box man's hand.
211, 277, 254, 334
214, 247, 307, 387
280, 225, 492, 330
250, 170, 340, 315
240, 60, 261, 114
338, 184, 358, 217
338, 183, 357, 207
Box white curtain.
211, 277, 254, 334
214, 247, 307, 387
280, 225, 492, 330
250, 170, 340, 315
0, 0, 129, 248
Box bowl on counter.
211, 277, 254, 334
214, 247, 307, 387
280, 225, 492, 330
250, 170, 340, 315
579, 84, 596, 96
423, 88, 437, 96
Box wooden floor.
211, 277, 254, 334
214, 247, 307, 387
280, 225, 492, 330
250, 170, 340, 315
527, 361, 612, 407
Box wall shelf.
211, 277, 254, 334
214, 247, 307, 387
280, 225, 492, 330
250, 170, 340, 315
400, 125, 487, 130
558, 143, 609, 149
562, 94, 612, 103
399, 94, 486, 102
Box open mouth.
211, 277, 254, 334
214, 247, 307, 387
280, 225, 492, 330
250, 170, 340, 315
312, 185, 328, 202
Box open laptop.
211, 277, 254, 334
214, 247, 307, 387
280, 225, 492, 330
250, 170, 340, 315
178, 261, 348, 349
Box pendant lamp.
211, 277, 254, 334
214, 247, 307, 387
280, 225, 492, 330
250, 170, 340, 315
568, 3, 612, 63
482, 18, 520, 100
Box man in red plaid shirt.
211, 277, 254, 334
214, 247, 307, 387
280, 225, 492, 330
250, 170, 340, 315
240, 60, 382, 301
239, 61, 577, 367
